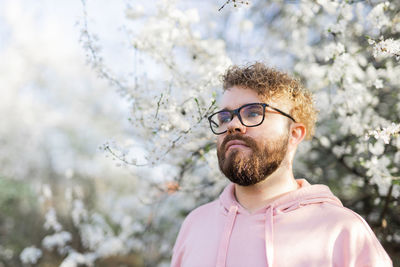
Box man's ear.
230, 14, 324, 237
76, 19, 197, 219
289, 123, 306, 146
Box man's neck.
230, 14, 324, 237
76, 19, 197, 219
234, 167, 299, 213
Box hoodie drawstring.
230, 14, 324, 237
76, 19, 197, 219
216, 205, 275, 267
216, 205, 238, 267
265, 205, 274, 267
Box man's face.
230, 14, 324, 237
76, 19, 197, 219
216, 86, 291, 186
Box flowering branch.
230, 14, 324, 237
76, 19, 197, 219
79, 0, 129, 96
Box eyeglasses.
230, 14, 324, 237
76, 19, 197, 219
208, 102, 296, 135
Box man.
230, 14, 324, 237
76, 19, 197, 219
171, 63, 392, 267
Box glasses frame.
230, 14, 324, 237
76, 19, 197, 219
208, 102, 296, 135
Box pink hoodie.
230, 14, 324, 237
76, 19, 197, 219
171, 179, 392, 267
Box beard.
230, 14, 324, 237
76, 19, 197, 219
217, 132, 289, 186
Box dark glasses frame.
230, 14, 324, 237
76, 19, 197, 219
207, 102, 296, 135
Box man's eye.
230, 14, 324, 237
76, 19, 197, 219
248, 111, 262, 117
245, 110, 262, 118
219, 116, 231, 123
218, 113, 231, 124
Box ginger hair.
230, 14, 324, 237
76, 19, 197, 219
222, 62, 317, 140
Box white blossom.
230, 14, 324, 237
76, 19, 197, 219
367, 123, 400, 144
43, 208, 62, 232
373, 79, 384, 89
59, 252, 96, 267
324, 42, 345, 61
20, 246, 42, 264
368, 140, 385, 156
72, 199, 88, 226
0, 245, 13, 260
372, 38, 400, 60
96, 237, 126, 257
327, 19, 346, 35
79, 223, 106, 251
42, 231, 72, 250
364, 155, 392, 195
367, 2, 390, 30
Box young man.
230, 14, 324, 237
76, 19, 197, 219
171, 63, 392, 267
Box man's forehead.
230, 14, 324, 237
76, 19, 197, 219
218, 86, 260, 109
218, 87, 286, 110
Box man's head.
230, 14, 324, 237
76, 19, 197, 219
210, 62, 317, 186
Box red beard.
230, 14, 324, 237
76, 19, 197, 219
217, 132, 289, 186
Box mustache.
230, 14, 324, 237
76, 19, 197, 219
220, 133, 258, 152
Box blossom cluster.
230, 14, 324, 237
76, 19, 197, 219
370, 38, 400, 60
366, 123, 400, 144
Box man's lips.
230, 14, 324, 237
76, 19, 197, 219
225, 140, 249, 151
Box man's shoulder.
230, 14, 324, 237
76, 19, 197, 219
315, 203, 392, 265
177, 199, 221, 232
185, 199, 220, 221
309, 201, 378, 237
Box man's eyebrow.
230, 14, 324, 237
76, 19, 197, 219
217, 106, 231, 112
218, 104, 235, 110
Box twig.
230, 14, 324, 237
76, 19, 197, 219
218, 0, 249, 11
379, 184, 393, 227
218, 0, 231, 11
104, 145, 148, 167
155, 93, 163, 119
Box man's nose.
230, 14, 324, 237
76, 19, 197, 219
227, 116, 246, 134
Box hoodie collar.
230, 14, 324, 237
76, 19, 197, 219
219, 178, 343, 215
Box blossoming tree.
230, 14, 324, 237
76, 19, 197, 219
1, 0, 399, 266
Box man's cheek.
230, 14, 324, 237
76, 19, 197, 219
217, 135, 226, 148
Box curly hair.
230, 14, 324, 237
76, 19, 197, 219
222, 62, 317, 140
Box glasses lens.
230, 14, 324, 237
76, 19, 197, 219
240, 104, 264, 126
210, 111, 231, 134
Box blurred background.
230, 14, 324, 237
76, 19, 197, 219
0, 0, 399, 266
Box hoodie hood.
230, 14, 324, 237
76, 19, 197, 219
219, 179, 342, 215
216, 179, 343, 267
